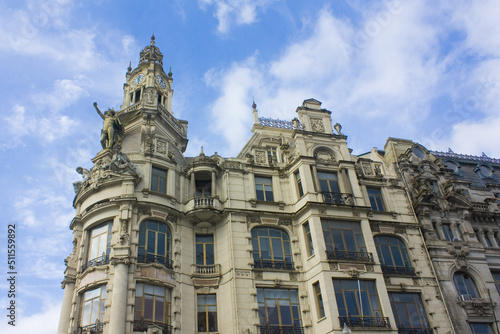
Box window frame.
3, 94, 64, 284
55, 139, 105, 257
313, 282, 325, 319
251, 227, 294, 270
80, 285, 107, 327
134, 283, 171, 327
138, 220, 172, 269
367, 187, 385, 212
453, 271, 480, 299
151, 166, 168, 194
255, 176, 274, 202
196, 234, 214, 266
86, 221, 112, 269
197, 294, 218, 333
257, 288, 302, 331
470, 323, 494, 334
322, 220, 372, 262
374, 235, 414, 276
303, 222, 314, 257
267, 146, 278, 163
295, 170, 304, 198
388, 292, 430, 332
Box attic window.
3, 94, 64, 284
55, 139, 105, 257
445, 160, 460, 174
475, 164, 493, 178
413, 147, 425, 158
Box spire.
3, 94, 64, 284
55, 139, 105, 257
252, 99, 259, 124
127, 61, 132, 73
139, 35, 163, 66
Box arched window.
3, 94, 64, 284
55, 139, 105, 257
252, 227, 293, 270
454, 272, 479, 299
138, 220, 172, 269
374, 236, 414, 276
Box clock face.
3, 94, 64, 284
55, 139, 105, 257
157, 75, 166, 89
132, 74, 144, 85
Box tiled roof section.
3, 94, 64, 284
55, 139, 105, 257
431, 150, 500, 165
258, 117, 302, 130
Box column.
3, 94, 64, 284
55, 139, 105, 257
57, 277, 76, 334
487, 230, 498, 248
108, 259, 130, 334
211, 171, 216, 197
191, 172, 196, 198
476, 228, 488, 247
451, 222, 461, 241
310, 165, 320, 192
435, 222, 445, 240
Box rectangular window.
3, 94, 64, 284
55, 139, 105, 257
442, 224, 454, 242
367, 188, 384, 211
318, 171, 340, 203
322, 220, 371, 262
303, 222, 314, 256
255, 176, 274, 202
134, 283, 171, 327
87, 222, 112, 269
197, 294, 217, 333
492, 272, 500, 296
470, 323, 494, 334
257, 288, 302, 331
267, 146, 278, 163
196, 235, 214, 266
81, 285, 107, 327
295, 170, 304, 197
389, 293, 430, 332
195, 179, 212, 197
333, 279, 386, 327
313, 282, 325, 319
151, 167, 167, 194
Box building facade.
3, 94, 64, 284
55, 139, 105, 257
57, 38, 498, 334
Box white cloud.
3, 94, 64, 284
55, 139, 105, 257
0, 300, 61, 334
199, 0, 276, 33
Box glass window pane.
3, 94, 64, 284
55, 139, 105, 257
144, 295, 154, 320
155, 298, 164, 322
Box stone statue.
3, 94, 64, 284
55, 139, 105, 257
94, 102, 124, 149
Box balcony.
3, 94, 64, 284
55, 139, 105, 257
322, 192, 353, 205
186, 196, 222, 223
381, 265, 416, 276
137, 253, 173, 270
73, 320, 103, 334
191, 264, 221, 277
253, 258, 295, 270
325, 250, 374, 263
397, 328, 433, 334
339, 314, 390, 328
133, 318, 172, 334
82, 254, 109, 272
259, 324, 304, 334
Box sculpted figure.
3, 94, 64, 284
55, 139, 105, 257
94, 102, 123, 149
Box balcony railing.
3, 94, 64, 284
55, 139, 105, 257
339, 314, 390, 328
381, 265, 416, 276
397, 327, 433, 334
259, 324, 304, 334
194, 196, 214, 208
322, 192, 353, 205
191, 264, 221, 276
137, 253, 173, 269
254, 258, 295, 270
325, 250, 374, 263
82, 254, 109, 272
133, 318, 172, 334
73, 320, 103, 334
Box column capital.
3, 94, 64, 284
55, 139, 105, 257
61, 276, 76, 289
110, 257, 131, 266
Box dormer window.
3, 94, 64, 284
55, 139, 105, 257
475, 164, 494, 179
267, 146, 278, 163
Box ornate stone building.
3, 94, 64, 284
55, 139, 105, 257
58, 38, 500, 334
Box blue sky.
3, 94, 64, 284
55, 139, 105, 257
1, 0, 500, 333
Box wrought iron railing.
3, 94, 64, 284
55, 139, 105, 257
325, 250, 374, 263
254, 258, 295, 270
133, 318, 172, 334
339, 314, 390, 328
322, 192, 353, 205
259, 324, 304, 334
397, 327, 433, 334
73, 319, 103, 334
137, 253, 173, 269
82, 254, 109, 272
381, 265, 416, 276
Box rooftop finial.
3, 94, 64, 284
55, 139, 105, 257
151, 34, 155, 42
252, 99, 257, 110
168, 67, 173, 77
127, 61, 132, 72
200, 146, 205, 156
